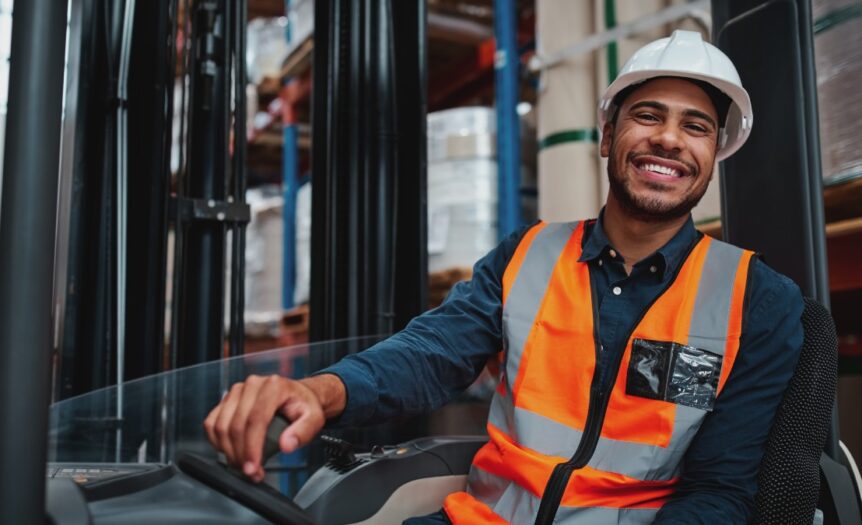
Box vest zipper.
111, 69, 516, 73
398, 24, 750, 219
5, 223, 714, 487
533, 237, 702, 525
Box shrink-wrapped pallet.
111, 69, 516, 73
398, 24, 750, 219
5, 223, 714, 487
427, 107, 537, 273
284, 0, 314, 58
813, 0, 862, 184
293, 182, 312, 306
246, 18, 289, 85
244, 186, 284, 337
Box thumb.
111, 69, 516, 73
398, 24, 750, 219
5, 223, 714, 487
279, 431, 301, 454
279, 401, 323, 453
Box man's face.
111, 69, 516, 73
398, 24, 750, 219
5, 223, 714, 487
600, 77, 720, 223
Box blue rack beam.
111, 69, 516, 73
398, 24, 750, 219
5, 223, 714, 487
494, 0, 522, 239
282, 121, 299, 310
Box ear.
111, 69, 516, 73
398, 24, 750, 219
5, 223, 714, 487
600, 122, 614, 158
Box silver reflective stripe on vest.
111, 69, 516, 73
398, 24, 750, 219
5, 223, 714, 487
588, 404, 702, 480
488, 389, 694, 481
503, 222, 578, 393
556, 506, 659, 525
467, 464, 509, 510
468, 466, 659, 524
487, 389, 516, 436
687, 239, 745, 356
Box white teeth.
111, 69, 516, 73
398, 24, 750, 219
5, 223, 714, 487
640, 162, 680, 177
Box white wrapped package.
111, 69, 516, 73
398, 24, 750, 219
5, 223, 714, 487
285, 0, 314, 58
246, 17, 289, 85
814, 0, 862, 183
293, 182, 312, 306
427, 107, 538, 273
244, 186, 284, 337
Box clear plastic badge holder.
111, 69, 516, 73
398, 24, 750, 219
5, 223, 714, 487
627, 339, 723, 411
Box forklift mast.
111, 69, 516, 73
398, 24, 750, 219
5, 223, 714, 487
0, 1, 859, 524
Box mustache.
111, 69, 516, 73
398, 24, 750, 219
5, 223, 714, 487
627, 149, 698, 177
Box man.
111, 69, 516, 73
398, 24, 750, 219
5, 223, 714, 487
205, 31, 803, 524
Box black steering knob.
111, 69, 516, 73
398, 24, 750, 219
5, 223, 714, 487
262, 414, 291, 463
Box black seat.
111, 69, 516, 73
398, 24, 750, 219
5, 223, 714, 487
753, 297, 839, 524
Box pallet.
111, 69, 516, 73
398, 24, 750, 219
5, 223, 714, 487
824, 175, 862, 223
280, 38, 314, 79
282, 304, 310, 334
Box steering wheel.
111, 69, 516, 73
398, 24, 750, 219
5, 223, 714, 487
176, 415, 316, 525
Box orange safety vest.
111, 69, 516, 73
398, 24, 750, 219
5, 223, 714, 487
443, 220, 755, 524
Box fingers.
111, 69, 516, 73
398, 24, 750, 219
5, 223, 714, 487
213, 382, 245, 466
203, 403, 222, 452
203, 375, 326, 484
226, 375, 267, 471
242, 376, 291, 481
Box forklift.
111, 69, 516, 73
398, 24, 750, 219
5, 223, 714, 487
0, 0, 859, 523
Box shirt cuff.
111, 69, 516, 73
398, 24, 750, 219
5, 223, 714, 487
314, 357, 379, 428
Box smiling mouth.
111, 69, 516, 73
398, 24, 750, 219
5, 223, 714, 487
639, 162, 681, 178
630, 155, 693, 179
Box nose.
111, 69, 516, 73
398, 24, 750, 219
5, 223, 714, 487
649, 122, 685, 153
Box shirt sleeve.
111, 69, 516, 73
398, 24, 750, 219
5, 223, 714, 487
653, 259, 805, 524
318, 224, 532, 427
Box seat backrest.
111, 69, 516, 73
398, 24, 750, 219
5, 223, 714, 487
753, 297, 838, 524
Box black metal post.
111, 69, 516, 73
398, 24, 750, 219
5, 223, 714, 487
309, 0, 427, 352
390, 0, 429, 331
228, 0, 248, 358
125, 0, 176, 382
0, 0, 69, 522
57, 0, 121, 400
308, 0, 428, 462
177, 0, 231, 368
714, 0, 830, 308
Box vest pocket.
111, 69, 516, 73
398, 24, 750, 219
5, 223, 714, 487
626, 339, 723, 411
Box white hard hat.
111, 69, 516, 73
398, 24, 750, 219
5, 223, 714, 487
597, 30, 753, 161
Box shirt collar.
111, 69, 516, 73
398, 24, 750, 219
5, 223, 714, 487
578, 208, 701, 278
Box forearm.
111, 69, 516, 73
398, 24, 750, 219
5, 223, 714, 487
320, 317, 498, 426
317, 225, 531, 427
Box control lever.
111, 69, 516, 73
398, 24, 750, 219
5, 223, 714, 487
262, 413, 291, 464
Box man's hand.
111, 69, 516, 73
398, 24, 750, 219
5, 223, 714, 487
203, 373, 346, 483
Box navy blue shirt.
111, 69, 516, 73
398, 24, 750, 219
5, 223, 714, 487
321, 213, 804, 524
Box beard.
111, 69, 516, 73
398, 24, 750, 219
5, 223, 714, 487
607, 144, 711, 223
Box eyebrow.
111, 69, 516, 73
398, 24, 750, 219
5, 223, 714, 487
628, 100, 717, 130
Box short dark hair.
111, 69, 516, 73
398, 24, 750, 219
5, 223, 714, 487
609, 76, 732, 127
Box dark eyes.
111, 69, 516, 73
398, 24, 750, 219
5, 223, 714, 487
634, 112, 660, 122
634, 113, 711, 134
